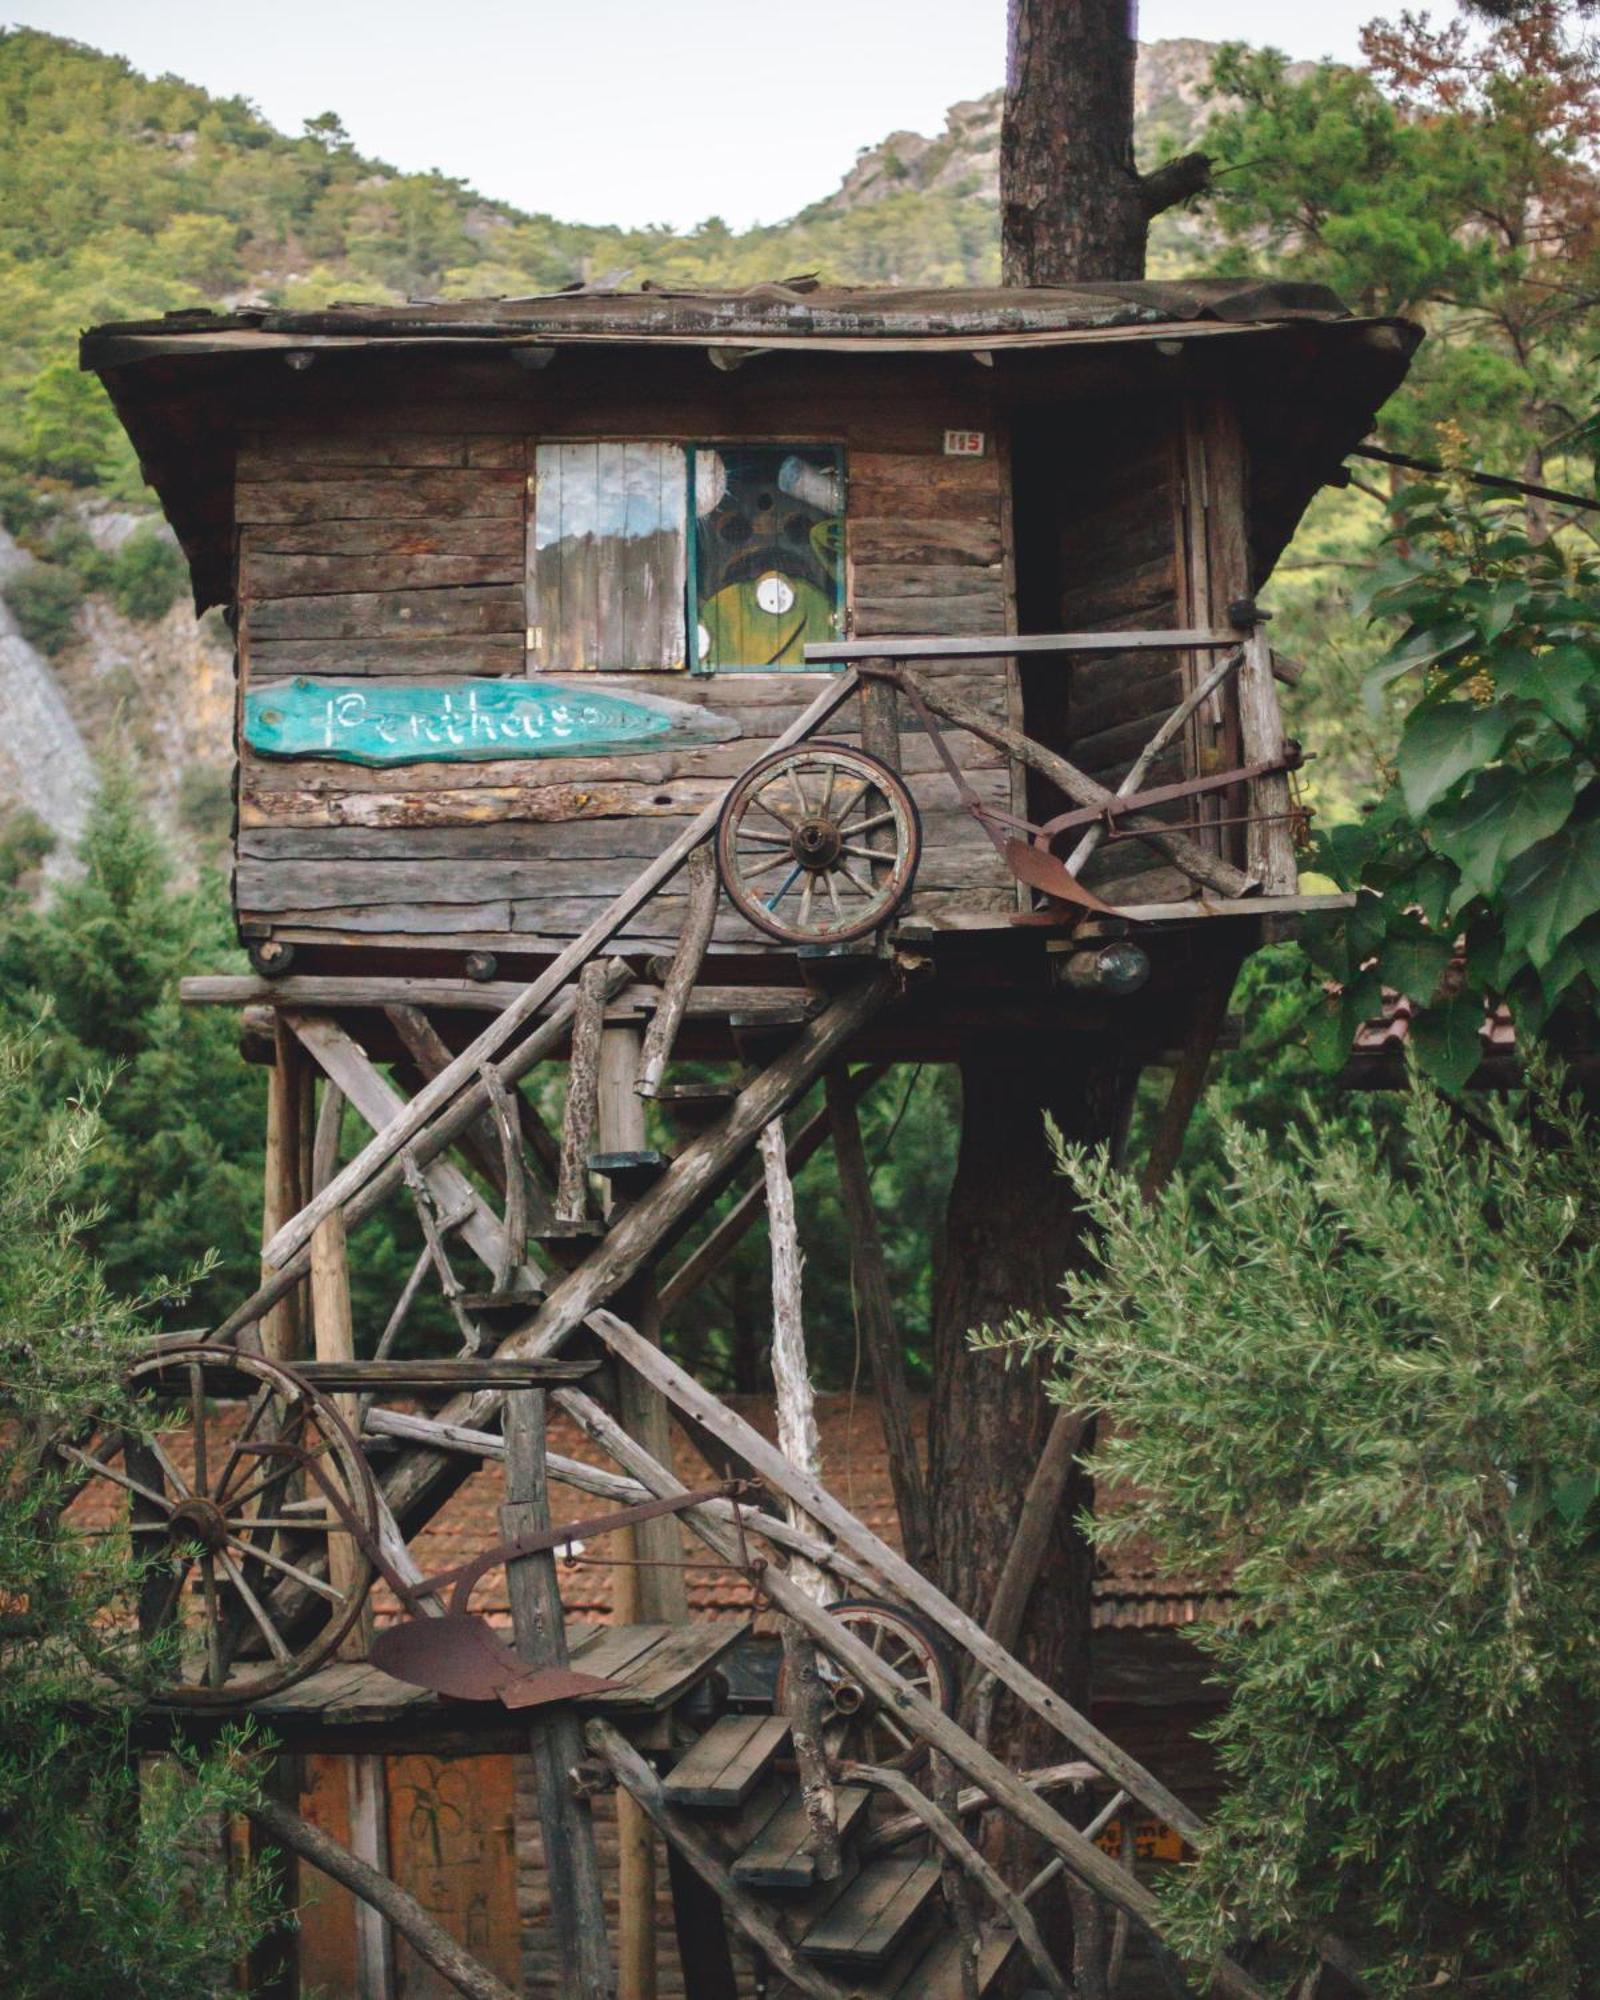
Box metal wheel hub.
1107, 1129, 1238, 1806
792, 817, 843, 870
168, 1495, 230, 1552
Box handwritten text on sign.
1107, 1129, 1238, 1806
244, 677, 738, 767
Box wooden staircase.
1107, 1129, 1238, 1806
609, 1709, 1021, 1999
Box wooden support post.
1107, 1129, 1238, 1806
262, 669, 860, 1273
346, 1753, 396, 1999
759, 1118, 840, 1881
1237, 622, 1299, 895
311, 1081, 346, 1197
600, 1023, 684, 2000
260, 1019, 311, 1363
216, 964, 635, 1349
245, 1795, 519, 2000
558, 962, 608, 1225
657, 1064, 888, 1317
501, 1388, 612, 2000
375, 966, 901, 1538
859, 658, 901, 771
636, 846, 719, 1099
584, 1721, 853, 2000
663, 1841, 738, 2000
309, 1210, 372, 1661
823, 1068, 929, 1571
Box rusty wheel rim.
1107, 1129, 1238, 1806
716, 744, 920, 945
61, 1344, 379, 1706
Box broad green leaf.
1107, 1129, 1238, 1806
1430, 766, 1576, 901
1408, 992, 1486, 1093
1551, 1470, 1599, 1527
1491, 645, 1596, 736
1364, 620, 1477, 712
1396, 702, 1514, 817
1500, 819, 1600, 969
1380, 931, 1454, 1005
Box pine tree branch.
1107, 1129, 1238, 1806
1140, 151, 1213, 218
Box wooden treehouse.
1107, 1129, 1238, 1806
71, 281, 1417, 1999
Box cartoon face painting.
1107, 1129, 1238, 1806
694, 446, 844, 668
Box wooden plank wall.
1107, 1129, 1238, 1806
1017, 393, 1231, 908
233, 361, 1017, 955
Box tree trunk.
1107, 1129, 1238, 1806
1001, 0, 1212, 284
928, 1038, 1137, 1902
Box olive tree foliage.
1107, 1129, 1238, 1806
978, 1079, 1600, 1992
0, 1031, 268, 1998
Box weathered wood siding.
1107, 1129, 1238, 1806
1017, 391, 1236, 908
234, 364, 1017, 955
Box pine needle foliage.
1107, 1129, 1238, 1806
978, 1078, 1600, 1992
0, 1028, 269, 1997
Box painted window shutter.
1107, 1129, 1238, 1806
528, 441, 688, 672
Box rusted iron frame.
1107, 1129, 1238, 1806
1033, 752, 1302, 840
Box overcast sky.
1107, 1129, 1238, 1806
13, 1, 1403, 230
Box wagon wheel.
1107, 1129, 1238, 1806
716, 743, 920, 945
774, 1596, 957, 1772
59, 1343, 379, 1706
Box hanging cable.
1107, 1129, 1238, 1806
1351, 443, 1600, 514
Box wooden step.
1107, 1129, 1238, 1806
884, 1922, 1018, 1999
586, 1148, 670, 1200
663, 1713, 791, 1810
732, 1784, 872, 1891
800, 1856, 943, 1968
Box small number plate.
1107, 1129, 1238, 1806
943, 429, 986, 456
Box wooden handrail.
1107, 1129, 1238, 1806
803, 627, 1240, 664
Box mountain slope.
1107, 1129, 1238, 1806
0, 26, 1235, 865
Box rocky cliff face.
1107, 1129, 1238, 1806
814, 40, 1224, 219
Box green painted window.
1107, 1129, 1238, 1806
526, 441, 845, 674
689, 445, 845, 672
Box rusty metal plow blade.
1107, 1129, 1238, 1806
370, 1611, 622, 1709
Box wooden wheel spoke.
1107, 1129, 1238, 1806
223, 1431, 329, 1513
222, 1528, 344, 1603
216, 1550, 294, 1663
825, 870, 843, 918
763, 867, 803, 911
735, 827, 793, 848
147, 1436, 194, 1501
786, 765, 811, 817
841, 841, 893, 863
838, 862, 878, 899
846, 807, 896, 836
211, 1384, 278, 1503
741, 852, 796, 881
188, 1362, 209, 1494
753, 794, 798, 833
63, 1444, 174, 1515
878, 1711, 916, 1753
198, 1552, 227, 1687
800, 876, 815, 926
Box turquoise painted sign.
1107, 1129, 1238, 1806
244, 677, 737, 766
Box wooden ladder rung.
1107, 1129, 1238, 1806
662, 1713, 791, 1810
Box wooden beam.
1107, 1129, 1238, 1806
260, 1020, 311, 1363
636, 846, 720, 1098
212, 964, 634, 1347
760, 1117, 841, 1881
576, 1308, 1200, 1839
559, 1382, 1268, 2000
309, 1211, 371, 1661
502, 1389, 611, 2000
584, 1720, 854, 2000
261, 668, 859, 1271
181, 974, 820, 1025
846, 1762, 1070, 2000
244, 1795, 519, 2000
805, 629, 1238, 664
657, 1063, 889, 1317
345, 1754, 396, 1998
376, 967, 902, 1536
824, 1069, 929, 1571
557, 963, 607, 1225
886, 668, 1252, 899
